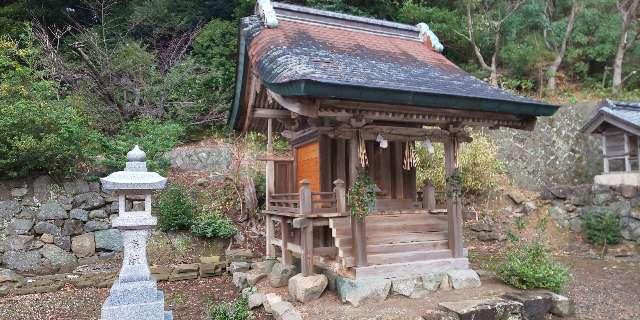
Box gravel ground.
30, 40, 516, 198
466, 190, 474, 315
0, 255, 638, 319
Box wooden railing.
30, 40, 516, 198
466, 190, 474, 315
267, 179, 347, 216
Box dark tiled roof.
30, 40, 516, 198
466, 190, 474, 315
230, 3, 559, 129
582, 99, 640, 134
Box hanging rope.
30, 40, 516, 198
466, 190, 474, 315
403, 141, 417, 170
357, 130, 368, 168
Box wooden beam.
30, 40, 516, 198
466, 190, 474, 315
265, 214, 275, 258
267, 89, 319, 118
332, 126, 472, 143
280, 219, 292, 265
254, 108, 291, 118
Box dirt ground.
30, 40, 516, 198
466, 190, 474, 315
1, 253, 638, 319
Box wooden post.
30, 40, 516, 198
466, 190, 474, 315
602, 135, 610, 173
334, 179, 346, 215
348, 139, 368, 267
265, 215, 275, 258
299, 179, 312, 216
392, 141, 404, 199
444, 136, 464, 258
299, 219, 314, 276
422, 182, 436, 211
281, 219, 292, 265
624, 133, 631, 172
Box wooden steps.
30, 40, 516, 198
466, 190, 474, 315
329, 213, 450, 268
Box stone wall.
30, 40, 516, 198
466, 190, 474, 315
488, 102, 603, 189
544, 184, 640, 242
0, 176, 124, 275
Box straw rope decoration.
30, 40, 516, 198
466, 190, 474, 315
403, 141, 417, 170
357, 130, 368, 168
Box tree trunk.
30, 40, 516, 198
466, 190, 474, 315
489, 32, 501, 86
547, 1, 580, 92
612, 0, 640, 92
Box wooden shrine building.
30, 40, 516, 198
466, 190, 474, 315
229, 1, 559, 279
582, 100, 640, 186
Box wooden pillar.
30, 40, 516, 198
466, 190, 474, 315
422, 182, 436, 211
624, 133, 631, 172
299, 179, 312, 216
336, 139, 347, 182
392, 141, 404, 199
444, 136, 464, 258
265, 118, 276, 258
281, 219, 292, 265
602, 135, 609, 173
334, 179, 346, 215
300, 219, 314, 276
348, 139, 367, 267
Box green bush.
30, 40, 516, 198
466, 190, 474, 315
416, 132, 503, 194
191, 212, 237, 239
208, 296, 249, 320
496, 240, 571, 293
581, 207, 621, 246
100, 118, 185, 174
157, 185, 196, 231
0, 27, 101, 178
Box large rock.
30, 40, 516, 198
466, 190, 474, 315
40, 244, 77, 271
263, 293, 283, 314
248, 292, 266, 309
391, 277, 428, 299
3, 250, 42, 272
444, 270, 481, 290
225, 248, 254, 262
288, 273, 328, 302
336, 277, 391, 307
62, 219, 84, 236
439, 299, 523, 320
89, 209, 107, 219
502, 292, 552, 320
84, 219, 110, 232
550, 293, 575, 317
0, 200, 21, 221
232, 272, 249, 290
252, 259, 276, 274
53, 235, 71, 251
71, 233, 95, 258
229, 261, 251, 273
4, 235, 43, 251
507, 191, 526, 204
0, 269, 20, 283
271, 301, 302, 320
94, 229, 122, 251
422, 272, 446, 291
246, 270, 268, 286
269, 262, 297, 287
37, 200, 68, 220
72, 192, 105, 210
63, 179, 90, 195
6, 218, 34, 235
69, 209, 89, 222
33, 221, 61, 235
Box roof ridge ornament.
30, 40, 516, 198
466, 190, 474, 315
416, 23, 444, 52
257, 0, 279, 28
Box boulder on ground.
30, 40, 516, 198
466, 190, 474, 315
225, 248, 254, 262
336, 277, 391, 307
246, 269, 268, 286
439, 299, 523, 320
248, 292, 266, 309
229, 261, 250, 273
271, 301, 302, 320
444, 270, 481, 290
288, 273, 328, 302
37, 200, 67, 220
263, 293, 283, 314
422, 273, 445, 292
549, 293, 575, 317
232, 272, 249, 290
507, 191, 527, 204
502, 292, 552, 320
269, 262, 297, 288
252, 259, 276, 274
71, 233, 95, 258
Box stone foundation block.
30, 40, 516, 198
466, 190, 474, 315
391, 277, 429, 299
288, 273, 328, 302
246, 270, 267, 286
550, 293, 575, 317
271, 301, 302, 320
444, 270, 481, 290
503, 292, 552, 320
169, 272, 198, 281
268, 262, 297, 288
263, 293, 283, 314
336, 277, 391, 307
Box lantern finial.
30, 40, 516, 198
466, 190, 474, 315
127, 145, 146, 162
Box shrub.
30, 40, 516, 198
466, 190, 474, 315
157, 185, 196, 231
496, 240, 571, 293
191, 212, 237, 239
416, 132, 503, 194
208, 296, 249, 320
0, 27, 101, 178
581, 207, 621, 246
100, 118, 185, 174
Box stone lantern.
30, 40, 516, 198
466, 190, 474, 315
100, 145, 172, 320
